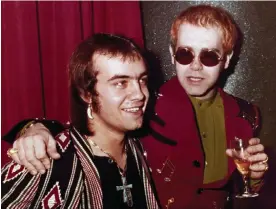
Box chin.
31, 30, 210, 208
131, 122, 143, 131
186, 83, 211, 94
186, 89, 208, 97
190, 92, 207, 97
123, 123, 141, 132
189, 87, 217, 99
134, 123, 143, 130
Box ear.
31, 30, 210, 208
80, 90, 92, 104
169, 45, 175, 65
223, 50, 234, 69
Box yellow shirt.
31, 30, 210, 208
190, 93, 228, 184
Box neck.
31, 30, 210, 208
193, 88, 218, 100
87, 118, 126, 161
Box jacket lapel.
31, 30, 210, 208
70, 127, 103, 209
219, 89, 240, 178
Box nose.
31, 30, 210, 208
190, 56, 203, 71
129, 81, 146, 101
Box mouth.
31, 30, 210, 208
187, 76, 204, 82
186, 76, 205, 85
122, 105, 145, 118
122, 107, 143, 113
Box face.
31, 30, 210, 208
90, 54, 149, 133
170, 23, 232, 100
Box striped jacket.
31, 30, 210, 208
2, 127, 160, 209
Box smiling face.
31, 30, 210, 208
170, 23, 233, 100
89, 54, 149, 133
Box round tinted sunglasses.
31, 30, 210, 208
174, 47, 224, 67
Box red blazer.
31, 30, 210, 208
142, 77, 260, 209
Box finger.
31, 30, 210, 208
17, 140, 38, 175
22, 137, 46, 174
250, 162, 268, 172
248, 153, 267, 163
46, 135, 60, 159
246, 144, 264, 154
250, 171, 266, 179
248, 138, 260, 145
33, 138, 51, 169
225, 149, 234, 157
40, 157, 51, 169
10, 152, 21, 165
225, 149, 245, 159
11, 141, 22, 164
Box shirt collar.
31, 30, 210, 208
189, 91, 221, 109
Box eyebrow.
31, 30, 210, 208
178, 46, 221, 53
107, 72, 148, 82
204, 48, 221, 54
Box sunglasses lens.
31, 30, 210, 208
175, 48, 194, 65
200, 51, 220, 67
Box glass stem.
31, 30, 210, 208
243, 174, 250, 194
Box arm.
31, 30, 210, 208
5, 119, 65, 175
2, 130, 72, 209
3, 118, 64, 143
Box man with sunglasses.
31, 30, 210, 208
4, 5, 268, 209
142, 5, 268, 209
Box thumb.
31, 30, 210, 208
46, 135, 61, 159
226, 149, 234, 158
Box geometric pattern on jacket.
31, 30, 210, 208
1, 126, 160, 209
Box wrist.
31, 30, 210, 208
17, 120, 38, 138
250, 178, 265, 193
17, 119, 49, 138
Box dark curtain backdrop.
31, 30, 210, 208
1, 1, 144, 164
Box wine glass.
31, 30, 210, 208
231, 137, 259, 198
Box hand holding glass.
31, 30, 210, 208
231, 137, 258, 198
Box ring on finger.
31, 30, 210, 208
258, 156, 269, 165
262, 156, 269, 163
7, 148, 19, 158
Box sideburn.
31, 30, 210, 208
91, 94, 101, 113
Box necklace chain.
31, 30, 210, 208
86, 136, 133, 207
85, 136, 127, 175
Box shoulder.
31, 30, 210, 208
220, 90, 261, 133
221, 90, 260, 115
2, 129, 82, 208
158, 77, 187, 98
234, 96, 259, 112
1, 161, 42, 208
147, 77, 196, 144
2, 129, 76, 185
153, 76, 191, 113
55, 129, 73, 154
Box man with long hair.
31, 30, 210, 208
2, 34, 159, 209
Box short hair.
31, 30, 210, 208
69, 33, 145, 110
69, 33, 145, 133
170, 5, 238, 54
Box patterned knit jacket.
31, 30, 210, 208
2, 126, 160, 209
